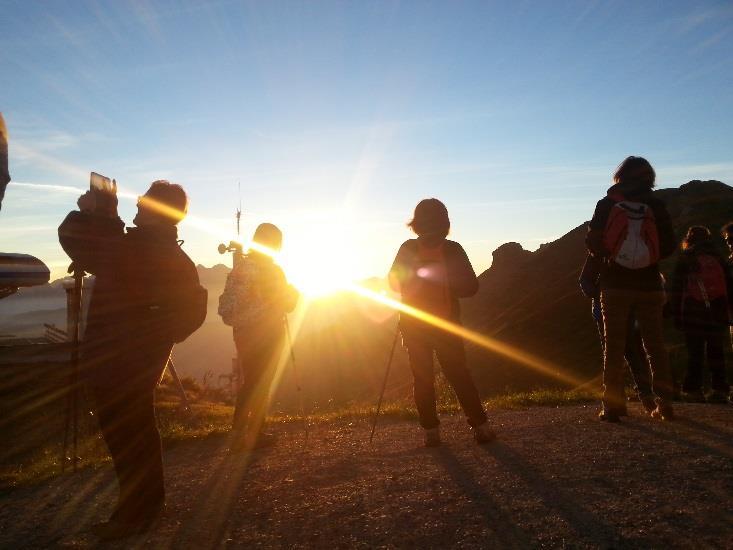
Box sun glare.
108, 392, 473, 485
279, 231, 359, 298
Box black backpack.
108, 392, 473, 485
169, 282, 208, 343
162, 242, 208, 343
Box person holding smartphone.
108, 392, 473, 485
58, 177, 206, 540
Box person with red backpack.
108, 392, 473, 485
389, 199, 494, 446
668, 226, 732, 403
218, 223, 299, 450
586, 157, 677, 422
578, 253, 656, 414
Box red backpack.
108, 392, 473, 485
685, 254, 728, 308
403, 241, 452, 319
602, 197, 660, 269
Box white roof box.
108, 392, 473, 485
0, 253, 50, 288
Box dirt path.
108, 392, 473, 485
1, 403, 732, 549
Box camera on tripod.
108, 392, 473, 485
218, 240, 244, 256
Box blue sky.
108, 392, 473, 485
1, 0, 732, 288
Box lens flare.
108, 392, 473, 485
345, 283, 584, 387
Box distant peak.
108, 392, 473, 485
490, 242, 532, 272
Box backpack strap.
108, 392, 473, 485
694, 276, 711, 309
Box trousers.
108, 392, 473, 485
403, 327, 487, 430
601, 289, 673, 411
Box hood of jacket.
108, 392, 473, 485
126, 224, 179, 243
606, 182, 654, 202
416, 233, 446, 247
682, 240, 721, 259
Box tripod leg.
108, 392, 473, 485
62, 389, 71, 473
166, 355, 191, 412
370, 329, 400, 444
284, 318, 308, 444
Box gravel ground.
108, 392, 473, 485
1, 403, 732, 549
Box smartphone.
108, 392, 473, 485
90, 172, 113, 193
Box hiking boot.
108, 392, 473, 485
598, 407, 621, 423
640, 395, 657, 414
424, 427, 441, 447
706, 390, 729, 404
472, 423, 496, 445
650, 402, 675, 421
681, 389, 706, 403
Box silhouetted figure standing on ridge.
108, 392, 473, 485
218, 223, 299, 451
579, 253, 656, 414
668, 226, 732, 403
586, 156, 677, 422
58, 180, 206, 540
389, 199, 494, 446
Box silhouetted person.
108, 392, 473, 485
586, 156, 676, 422
218, 223, 299, 450
579, 253, 655, 413
389, 199, 494, 446
58, 180, 206, 539
0, 113, 9, 211
668, 226, 732, 403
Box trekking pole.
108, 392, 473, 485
284, 317, 308, 444
369, 328, 400, 444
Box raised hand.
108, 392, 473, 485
95, 178, 119, 218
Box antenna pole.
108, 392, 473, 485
236, 181, 241, 238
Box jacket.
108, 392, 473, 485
220, 252, 299, 336
586, 182, 676, 291
389, 237, 478, 334
58, 211, 202, 388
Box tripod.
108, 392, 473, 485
62, 268, 84, 473
164, 353, 191, 412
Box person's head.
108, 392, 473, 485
722, 222, 733, 252
408, 198, 450, 239
613, 156, 656, 191
134, 180, 188, 226
251, 223, 283, 253
682, 225, 711, 250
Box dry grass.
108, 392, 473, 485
1, 388, 599, 489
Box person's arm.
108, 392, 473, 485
277, 266, 300, 314
578, 253, 601, 299
58, 189, 124, 275
720, 257, 733, 315
263, 264, 300, 316
653, 201, 677, 260
447, 242, 479, 298
666, 257, 687, 326
58, 210, 125, 275
388, 241, 415, 293
586, 199, 611, 258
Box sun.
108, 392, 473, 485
278, 225, 361, 298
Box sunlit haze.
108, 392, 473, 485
2, 1, 732, 289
